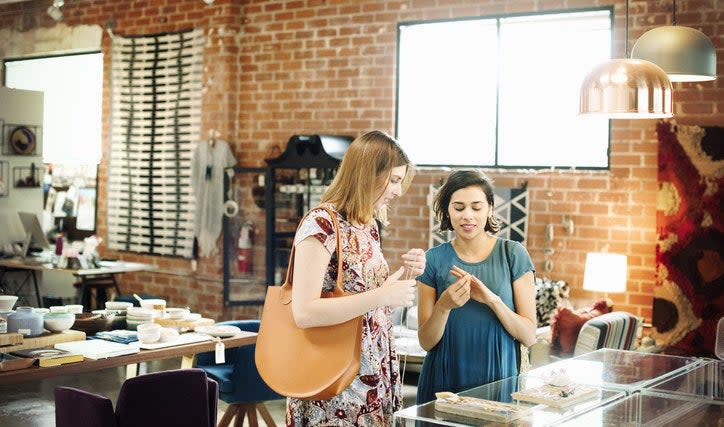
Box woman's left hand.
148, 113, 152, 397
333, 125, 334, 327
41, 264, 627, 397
450, 265, 500, 305
401, 248, 426, 279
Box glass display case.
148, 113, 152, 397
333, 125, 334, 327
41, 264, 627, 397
643, 358, 723, 401
558, 390, 723, 426
558, 358, 722, 425
525, 348, 702, 393
394, 349, 710, 427
394, 374, 625, 426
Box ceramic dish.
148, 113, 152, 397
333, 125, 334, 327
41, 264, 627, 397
195, 325, 241, 338
44, 312, 75, 333
0, 295, 18, 312
72, 313, 114, 336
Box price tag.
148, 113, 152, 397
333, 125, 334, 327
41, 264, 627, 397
215, 338, 225, 364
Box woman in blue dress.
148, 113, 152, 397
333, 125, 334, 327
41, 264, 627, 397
416, 169, 537, 404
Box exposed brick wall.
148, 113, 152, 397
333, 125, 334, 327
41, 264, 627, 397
0, 0, 720, 323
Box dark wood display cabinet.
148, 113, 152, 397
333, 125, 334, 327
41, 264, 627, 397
222, 135, 352, 306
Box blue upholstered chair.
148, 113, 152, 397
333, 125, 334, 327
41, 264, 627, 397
194, 319, 283, 427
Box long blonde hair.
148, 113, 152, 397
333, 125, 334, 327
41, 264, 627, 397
322, 130, 414, 225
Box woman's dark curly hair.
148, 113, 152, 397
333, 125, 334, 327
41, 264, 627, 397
433, 169, 500, 233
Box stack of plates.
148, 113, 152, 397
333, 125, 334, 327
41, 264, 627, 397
125, 307, 154, 331
104, 301, 134, 330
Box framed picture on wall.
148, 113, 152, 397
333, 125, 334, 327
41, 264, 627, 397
12, 163, 41, 188
2, 124, 41, 156
0, 160, 9, 197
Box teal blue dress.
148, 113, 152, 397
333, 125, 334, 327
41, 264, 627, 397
416, 238, 535, 404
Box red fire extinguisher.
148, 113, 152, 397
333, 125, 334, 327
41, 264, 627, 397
237, 222, 253, 273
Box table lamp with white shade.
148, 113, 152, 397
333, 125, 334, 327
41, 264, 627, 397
583, 252, 628, 300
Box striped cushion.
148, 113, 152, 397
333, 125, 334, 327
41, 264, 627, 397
574, 312, 642, 356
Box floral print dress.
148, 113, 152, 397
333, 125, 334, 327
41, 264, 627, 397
286, 204, 402, 426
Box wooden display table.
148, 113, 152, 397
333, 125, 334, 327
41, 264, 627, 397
0, 258, 156, 309
0, 331, 256, 385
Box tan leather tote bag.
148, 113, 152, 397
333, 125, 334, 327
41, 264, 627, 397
255, 206, 363, 400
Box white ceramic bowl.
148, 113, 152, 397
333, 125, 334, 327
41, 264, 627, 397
165, 307, 190, 320
0, 295, 18, 311
44, 312, 75, 333
49, 306, 69, 313
137, 332, 160, 344
140, 299, 166, 318
159, 327, 179, 343
139, 299, 166, 311
136, 322, 161, 334
185, 313, 202, 322
105, 301, 133, 311
127, 307, 154, 318
65, 304, 84, 314
136, 322, 161, 343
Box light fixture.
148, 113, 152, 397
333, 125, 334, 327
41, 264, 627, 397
631, 0, 716, 82
579, 0, 673, 118
582, 252, 628, 299
47, 0, 64, 22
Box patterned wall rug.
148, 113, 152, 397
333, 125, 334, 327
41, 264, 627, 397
654, 121, 723, 356
107, 29, 203, 258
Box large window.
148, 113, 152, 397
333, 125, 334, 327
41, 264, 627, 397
4, 52, 102, 237
396, 8, 613, 169
4, 52, 103, 165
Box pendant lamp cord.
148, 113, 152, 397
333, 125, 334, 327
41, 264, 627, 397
672, 0, 677, 25
624, 0, 630, 56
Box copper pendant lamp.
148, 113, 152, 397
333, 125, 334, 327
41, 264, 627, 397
630, 1, 716, 82
579, 0, 673, 118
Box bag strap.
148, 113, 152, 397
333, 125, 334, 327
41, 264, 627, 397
503, 239, 522, 369
504, 239, 533, 373
503, 239, 512, 286
281, 205, 344, 297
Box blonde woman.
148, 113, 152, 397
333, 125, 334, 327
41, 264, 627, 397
288, 130, 425, 426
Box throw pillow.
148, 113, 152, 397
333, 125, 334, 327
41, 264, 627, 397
550, 299, 611, 354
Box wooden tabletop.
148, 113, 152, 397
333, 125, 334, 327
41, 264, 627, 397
0, 258, 156, 277
0, 331, 256, 385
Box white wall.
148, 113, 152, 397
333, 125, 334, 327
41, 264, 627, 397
0, 86, 44, 215
0, 87, 76, 305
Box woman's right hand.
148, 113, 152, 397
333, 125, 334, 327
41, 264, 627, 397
437, 274, 471, 311
380, 267, 417, 308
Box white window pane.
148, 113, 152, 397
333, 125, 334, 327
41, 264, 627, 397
396, 9, 613, 169
5, 53, 103, 165
498, 11, 612, 167
397, 19, 498, 166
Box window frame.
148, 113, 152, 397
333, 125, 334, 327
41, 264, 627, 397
394, 6, 614, 170
3, 50, 103, 238
3, 50, 103, 165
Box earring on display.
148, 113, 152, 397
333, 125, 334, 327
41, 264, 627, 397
47, 0, 64, 22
